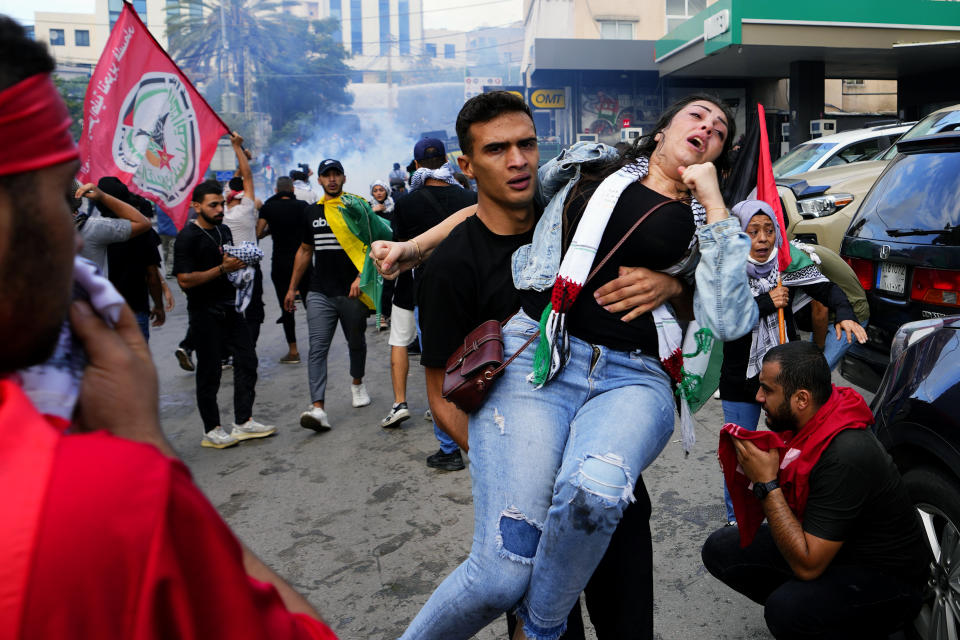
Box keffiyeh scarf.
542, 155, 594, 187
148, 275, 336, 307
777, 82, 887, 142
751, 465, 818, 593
223, 241, 264, 313
16, 256, 125, 421
409, 165, 460, 191
528, 155, 706, 451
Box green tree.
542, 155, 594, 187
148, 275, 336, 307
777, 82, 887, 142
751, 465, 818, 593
166, 0, 292, 114
166, 0, 351, 145
254, 16, 353, 144
54, 75, 89, 141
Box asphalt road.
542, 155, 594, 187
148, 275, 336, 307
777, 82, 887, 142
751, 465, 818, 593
150, 248, 870, 640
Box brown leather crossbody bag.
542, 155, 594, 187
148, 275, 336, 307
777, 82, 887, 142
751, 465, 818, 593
441, 199, 676, 413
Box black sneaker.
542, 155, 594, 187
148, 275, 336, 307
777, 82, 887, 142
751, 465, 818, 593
426, 448, 465, 471
175, 347, 195, 372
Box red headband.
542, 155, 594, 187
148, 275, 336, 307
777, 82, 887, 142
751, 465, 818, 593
0, 74, 80, 176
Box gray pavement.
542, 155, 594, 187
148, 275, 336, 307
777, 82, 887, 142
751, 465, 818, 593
150, 252, 869, 640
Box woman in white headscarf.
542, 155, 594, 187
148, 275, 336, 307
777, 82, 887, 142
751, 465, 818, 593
368, 179, 394, 222
370, 179, 396, 330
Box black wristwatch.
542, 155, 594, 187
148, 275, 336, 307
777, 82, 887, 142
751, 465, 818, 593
752, 479, 780, 500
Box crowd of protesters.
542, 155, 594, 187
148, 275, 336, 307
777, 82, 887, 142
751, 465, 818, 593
0, 14, 932, 640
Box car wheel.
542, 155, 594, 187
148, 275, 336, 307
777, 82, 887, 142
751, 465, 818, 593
902, 466, 960, 640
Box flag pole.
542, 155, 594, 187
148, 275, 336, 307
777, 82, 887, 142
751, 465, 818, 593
755, 102, 791, 344
777, 279, 787, 344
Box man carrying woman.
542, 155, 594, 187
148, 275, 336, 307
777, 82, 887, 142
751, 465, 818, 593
374, 91, 756, 640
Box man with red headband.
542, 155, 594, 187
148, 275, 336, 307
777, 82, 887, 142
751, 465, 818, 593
0, 18, 336, 639
702, 341, 927, 639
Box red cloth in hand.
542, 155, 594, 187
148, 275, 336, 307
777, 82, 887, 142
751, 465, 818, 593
718, 385, 873, 547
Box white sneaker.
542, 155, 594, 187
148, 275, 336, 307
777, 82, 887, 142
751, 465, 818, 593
424, 408, 433, 421
351, 382, 371, 408
201, 426, 239, 449
300, 406, 331, 433
381, 402, 411, 428
230, 418, 277, 441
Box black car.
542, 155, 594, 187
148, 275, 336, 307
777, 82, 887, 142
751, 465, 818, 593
840, 132, 960, 391
871, 315, 960, 640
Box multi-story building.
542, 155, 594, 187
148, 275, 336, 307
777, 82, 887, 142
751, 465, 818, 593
282, 0, 425, 82
34, 0, 173, 78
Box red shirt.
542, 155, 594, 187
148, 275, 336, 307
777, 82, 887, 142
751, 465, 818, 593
0, 380, 336, 640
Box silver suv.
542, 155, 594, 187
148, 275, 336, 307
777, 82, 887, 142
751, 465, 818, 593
780, 105, 960, 252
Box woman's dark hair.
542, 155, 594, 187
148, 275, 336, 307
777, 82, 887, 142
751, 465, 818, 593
625, 93, 738, 176
560, 94, 737, 251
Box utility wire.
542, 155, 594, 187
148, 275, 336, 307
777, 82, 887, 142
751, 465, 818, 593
25, 0, 519, 26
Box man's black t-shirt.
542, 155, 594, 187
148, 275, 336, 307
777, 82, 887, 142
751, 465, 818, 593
392, 186, 477, 310
803, 429, 928, 585
519, 181, 693, 355
173, 223, 236, 311
417, 214, 533, 369
301, 202, 358, 297
107, 228, 161, 313
259, 193, 308, 268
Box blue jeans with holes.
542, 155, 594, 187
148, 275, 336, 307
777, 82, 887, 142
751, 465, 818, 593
399, 311, 675, 640
721, 400, 762, 522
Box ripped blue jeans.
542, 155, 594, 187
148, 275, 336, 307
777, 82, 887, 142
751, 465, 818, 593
399, 311, 675, 640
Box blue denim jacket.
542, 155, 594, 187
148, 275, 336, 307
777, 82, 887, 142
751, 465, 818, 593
512, 142, 620, 292
692, 217, 756, 341
511, 143, 756, 342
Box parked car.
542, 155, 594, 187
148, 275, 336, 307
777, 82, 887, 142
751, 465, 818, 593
839, 131, 960, 392
780, 105, 960, 252
780, 160, 888, 252
871, 315, 960, 640
773, 122, 913, 178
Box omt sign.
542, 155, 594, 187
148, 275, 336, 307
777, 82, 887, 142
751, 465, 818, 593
530, 89, 565, 109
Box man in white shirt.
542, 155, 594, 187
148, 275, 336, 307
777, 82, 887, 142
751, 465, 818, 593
222, 132, 265, 346
291, 169, 318, 204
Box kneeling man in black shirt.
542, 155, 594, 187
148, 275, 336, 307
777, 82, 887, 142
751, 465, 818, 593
702, 341, 927, 639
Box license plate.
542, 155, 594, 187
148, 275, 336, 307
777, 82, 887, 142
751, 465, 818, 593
876, 262, 907, 295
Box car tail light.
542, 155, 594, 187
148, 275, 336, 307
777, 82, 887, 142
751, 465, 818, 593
910, 268, 960, 306
890, 317, 945, 362
844, 257, 874, 291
